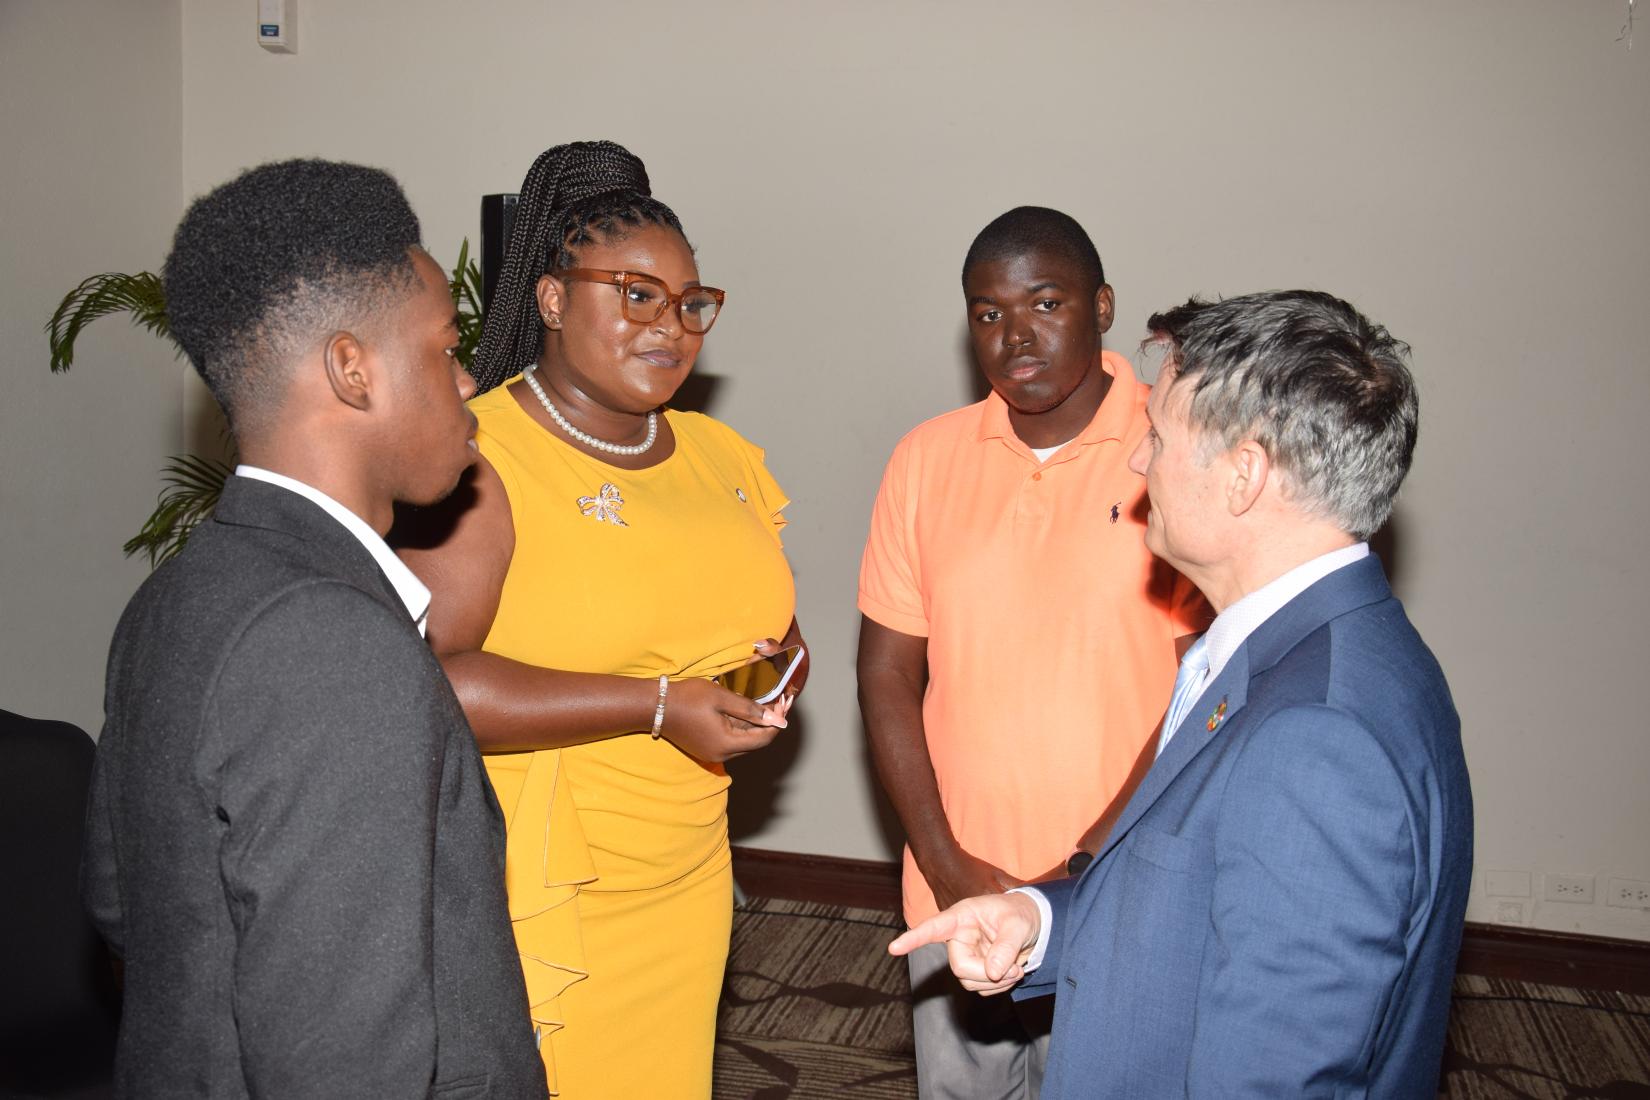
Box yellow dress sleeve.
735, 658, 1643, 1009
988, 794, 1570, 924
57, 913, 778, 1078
705, 415, 790, 544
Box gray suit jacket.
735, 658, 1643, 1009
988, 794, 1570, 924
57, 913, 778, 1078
1018, 556, 1472, 1099
82, 476, 544, 1099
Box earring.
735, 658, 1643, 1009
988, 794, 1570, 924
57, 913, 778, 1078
543, 313, 562, 330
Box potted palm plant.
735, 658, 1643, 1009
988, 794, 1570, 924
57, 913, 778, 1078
47, 242, 485, 566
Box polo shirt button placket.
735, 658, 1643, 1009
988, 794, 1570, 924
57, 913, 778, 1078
1018, 467, 1050, 526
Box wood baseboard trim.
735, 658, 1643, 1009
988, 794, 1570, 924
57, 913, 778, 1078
1454, 922, 1650, 995
731, 846, 1650, 994
732, 845, 902, 912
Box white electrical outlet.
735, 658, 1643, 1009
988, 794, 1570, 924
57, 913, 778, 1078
1542, 873, 1595, 904
1494, 901, 1525, 924
1605, 878, 1650, 909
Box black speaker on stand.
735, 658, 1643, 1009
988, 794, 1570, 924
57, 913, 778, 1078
479, 193, 519, 316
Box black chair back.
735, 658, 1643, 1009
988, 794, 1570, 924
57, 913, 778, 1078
0, 710, 118, 1098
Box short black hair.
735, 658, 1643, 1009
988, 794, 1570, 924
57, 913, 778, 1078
962, 206, 1106, 297
162, 158, 423, 430
470, 140, 687, 394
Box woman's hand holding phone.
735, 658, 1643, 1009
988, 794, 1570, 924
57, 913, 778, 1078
767, 622, 812, 699
656, 676, 788, 763
661, 626, 805, 763
719, 642, 807, 705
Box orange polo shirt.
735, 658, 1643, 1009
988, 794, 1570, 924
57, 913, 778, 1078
859, 351, 1209, 925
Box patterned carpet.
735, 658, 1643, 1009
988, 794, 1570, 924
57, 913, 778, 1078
714, 897, 1650, 1099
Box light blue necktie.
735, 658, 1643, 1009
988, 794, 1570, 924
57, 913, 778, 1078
1156, 634, 1211, 759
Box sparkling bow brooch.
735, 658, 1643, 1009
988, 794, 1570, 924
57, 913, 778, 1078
577, 483, 628, 526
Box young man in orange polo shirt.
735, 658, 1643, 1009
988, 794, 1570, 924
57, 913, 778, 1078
857, 207, 1207, 1099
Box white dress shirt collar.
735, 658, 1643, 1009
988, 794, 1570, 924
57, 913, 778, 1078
1017, 540, 1373, 974
1203, 542, 1370, 682
234, 465, 431, 637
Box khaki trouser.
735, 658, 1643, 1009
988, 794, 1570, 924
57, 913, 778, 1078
906, 940, 1053, 1100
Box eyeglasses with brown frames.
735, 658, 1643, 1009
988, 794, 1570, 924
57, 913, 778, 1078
552, 268, 726, 334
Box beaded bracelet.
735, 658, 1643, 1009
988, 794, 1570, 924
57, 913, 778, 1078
650, 674, 669, 738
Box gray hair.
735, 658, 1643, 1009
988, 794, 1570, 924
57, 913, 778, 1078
1145, 290, 1418, 540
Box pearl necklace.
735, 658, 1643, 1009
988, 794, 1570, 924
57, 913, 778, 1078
523, 364, 657, 457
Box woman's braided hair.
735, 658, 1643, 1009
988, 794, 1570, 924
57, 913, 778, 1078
470, 140, 687, 393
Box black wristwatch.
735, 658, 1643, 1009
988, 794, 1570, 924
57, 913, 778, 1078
1066, 850, 1094, 875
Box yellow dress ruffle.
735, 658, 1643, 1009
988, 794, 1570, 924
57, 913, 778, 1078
488, 750, 591, 1093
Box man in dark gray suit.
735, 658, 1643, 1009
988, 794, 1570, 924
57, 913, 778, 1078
81, 159, 545, 1098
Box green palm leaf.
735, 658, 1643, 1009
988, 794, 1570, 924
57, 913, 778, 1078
53, 246, 483, 567
46, 271, 175, 372
122, 453, 233, 567
449, 238, 485, 371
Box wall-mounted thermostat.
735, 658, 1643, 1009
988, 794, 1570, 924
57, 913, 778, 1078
257, 0, 296, 54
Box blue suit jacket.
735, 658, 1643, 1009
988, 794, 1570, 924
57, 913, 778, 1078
1017, 555, 1472, 1099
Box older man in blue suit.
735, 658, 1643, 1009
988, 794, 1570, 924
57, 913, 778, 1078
892, 290, 1472, 1099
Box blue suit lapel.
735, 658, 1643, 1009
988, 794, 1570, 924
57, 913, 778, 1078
1089, 554, 1396, 868
1092, 650, 1251, 865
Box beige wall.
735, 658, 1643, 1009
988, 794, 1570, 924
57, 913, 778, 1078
0, 0, 183, 736
10, 0, 1649, 940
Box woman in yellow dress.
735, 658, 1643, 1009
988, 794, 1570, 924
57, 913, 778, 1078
399, 141, 804, 1097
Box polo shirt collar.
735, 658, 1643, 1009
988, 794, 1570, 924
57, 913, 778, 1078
975, 350, 1140, 457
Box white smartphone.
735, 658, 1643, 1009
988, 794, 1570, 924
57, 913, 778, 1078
714, 645, 806, 706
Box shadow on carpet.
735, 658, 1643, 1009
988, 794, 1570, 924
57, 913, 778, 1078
714, 897, 1650, 1100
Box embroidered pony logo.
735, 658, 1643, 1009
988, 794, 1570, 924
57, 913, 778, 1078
1109, 502, 1121, 524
